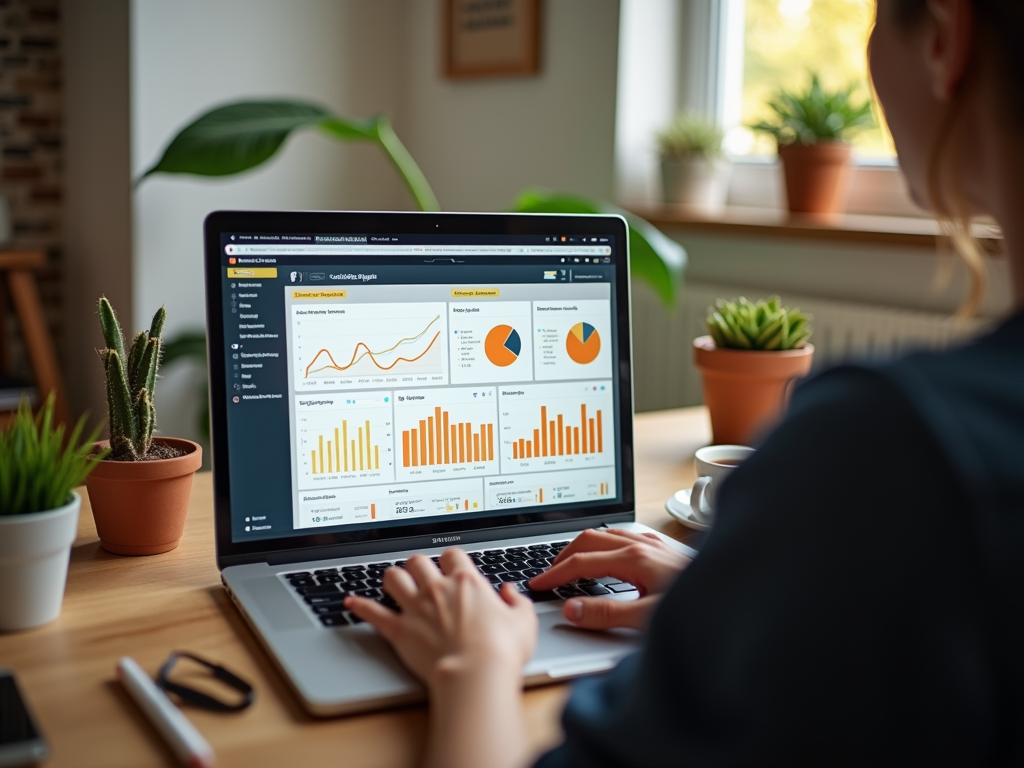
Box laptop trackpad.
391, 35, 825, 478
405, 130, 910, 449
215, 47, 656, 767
528, 611, 640, 678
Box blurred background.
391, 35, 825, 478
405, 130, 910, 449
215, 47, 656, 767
0, 0, 1012, 452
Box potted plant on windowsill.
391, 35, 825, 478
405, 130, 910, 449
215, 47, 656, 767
83, 298, 202, 556
657, 112, 730, 215
751, 74, 874, 218
694, 296, 814, 445
0, 396, 106, 631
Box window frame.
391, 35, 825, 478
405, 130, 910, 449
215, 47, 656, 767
672, 0, 922, 218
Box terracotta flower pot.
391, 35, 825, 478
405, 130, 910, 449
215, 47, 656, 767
693, 336, 814, 446
84, 437, 202, 556
778, 141, 852, 217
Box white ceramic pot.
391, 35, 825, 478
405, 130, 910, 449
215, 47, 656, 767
660, 156, 731, 214
0, 492, 81, 631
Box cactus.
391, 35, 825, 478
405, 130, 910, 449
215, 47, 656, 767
97, 297, 166, 460
707, 295, 812, 351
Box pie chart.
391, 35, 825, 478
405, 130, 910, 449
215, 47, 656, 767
485, 324, 522, 367
566, 322, 601, 365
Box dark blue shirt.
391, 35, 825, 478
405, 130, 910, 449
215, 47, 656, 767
536, 310, 1024, 767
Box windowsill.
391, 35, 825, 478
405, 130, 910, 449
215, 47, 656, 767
629, 205, 1003, 252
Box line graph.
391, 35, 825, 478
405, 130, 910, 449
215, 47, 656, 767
304, 316, 441, 378
292, 302, 448, 391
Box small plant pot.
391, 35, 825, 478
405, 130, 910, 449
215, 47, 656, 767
693, 336, 814, 446
0, 492, 81, 631
84, 437, 202, 556
661, 156, 731, 215
778, 141, 852, 217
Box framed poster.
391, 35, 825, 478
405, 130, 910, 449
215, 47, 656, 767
444, 0, 541, 79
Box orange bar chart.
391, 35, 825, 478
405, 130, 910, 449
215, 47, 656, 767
402, 405, 494, 467
511, 403, 605, 459
310, 417, 381, 475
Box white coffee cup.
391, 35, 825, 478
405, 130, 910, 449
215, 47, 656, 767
690, 444, 755, 524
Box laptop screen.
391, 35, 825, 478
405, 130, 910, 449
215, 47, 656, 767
205, 212, 635, 565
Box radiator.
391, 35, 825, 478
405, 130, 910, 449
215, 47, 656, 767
630, 280, 987, 413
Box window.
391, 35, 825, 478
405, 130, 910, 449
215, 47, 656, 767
725, 0, 894, 160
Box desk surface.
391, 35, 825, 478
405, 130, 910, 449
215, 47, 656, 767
0, 407, 710, 768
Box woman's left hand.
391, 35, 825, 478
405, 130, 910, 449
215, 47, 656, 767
345, 549, 538, 690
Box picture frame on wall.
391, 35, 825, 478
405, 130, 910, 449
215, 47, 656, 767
444, 0, 541, 79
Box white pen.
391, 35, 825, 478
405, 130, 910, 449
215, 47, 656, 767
116, 656, 216, 768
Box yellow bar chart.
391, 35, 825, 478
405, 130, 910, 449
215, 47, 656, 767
296, 393, 393, 488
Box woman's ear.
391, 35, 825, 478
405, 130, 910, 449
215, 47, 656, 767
925, 0, 975, 99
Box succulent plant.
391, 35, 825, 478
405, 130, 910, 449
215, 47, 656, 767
657, 113, 725, 160
0, 395, 107, 515
707, 296, 812, 351
97, 298, 166, 460
750, 73, 874, 147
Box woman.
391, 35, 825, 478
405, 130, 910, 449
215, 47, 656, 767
347, 1, 1024, 764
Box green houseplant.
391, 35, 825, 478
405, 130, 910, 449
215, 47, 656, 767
693, 296, 815, 445
83, 298, 203, 556
0, 396, 106, 630
656, 113, 730, 214
751, 74, 874, 216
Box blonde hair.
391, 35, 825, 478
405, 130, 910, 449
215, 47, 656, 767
925, 88, 987, 318
887, 0, 996, 318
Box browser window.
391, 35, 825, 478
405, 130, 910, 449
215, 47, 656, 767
219, 232, 622, 543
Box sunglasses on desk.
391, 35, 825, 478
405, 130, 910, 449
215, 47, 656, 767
156, 651, 254, 713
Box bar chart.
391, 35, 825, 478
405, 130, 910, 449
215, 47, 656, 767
401, 407, 495, 468
394, 387, 498, 480
499, 381, 614, 474
295, 393, 394, 488
509, 402, 604, 460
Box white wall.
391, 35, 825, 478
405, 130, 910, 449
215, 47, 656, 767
62, 0, 133, 424
401, 0, 621, 212
131, 0, 410, 442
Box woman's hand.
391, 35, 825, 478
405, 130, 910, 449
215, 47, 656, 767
527, 528, 691, 630
345, 548, 537, 690
346, 550, 539, 768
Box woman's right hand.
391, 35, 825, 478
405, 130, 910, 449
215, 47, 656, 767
527, 528, 691, 630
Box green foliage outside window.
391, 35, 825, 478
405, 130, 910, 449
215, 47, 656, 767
741, 0, 892, 158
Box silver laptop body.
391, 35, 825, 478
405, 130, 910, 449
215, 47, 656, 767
204, 211, 695, 716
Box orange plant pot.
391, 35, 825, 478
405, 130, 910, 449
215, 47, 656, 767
693, 336, 814, 446
778, 141, 852, 217
84, 437, 202, 556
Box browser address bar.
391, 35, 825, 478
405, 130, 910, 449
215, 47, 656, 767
225, 244, 612, 256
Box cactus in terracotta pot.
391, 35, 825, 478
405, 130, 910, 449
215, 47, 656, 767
97, 297, 166, 460
87, 298, 202, 556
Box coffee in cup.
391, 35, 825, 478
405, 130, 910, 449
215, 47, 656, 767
690, 444, 755, 524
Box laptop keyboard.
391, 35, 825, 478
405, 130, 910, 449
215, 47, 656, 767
282, 540, 639, 628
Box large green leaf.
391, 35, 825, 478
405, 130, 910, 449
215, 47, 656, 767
513, 190, 686, 306
140, 100, 440, 211
140, 101, 371, 179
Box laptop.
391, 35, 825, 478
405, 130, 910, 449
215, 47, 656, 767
204, 210, 696, 716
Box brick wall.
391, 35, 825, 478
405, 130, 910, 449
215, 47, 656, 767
0, 0, 61, 380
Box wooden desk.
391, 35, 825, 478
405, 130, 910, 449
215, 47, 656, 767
0, 408, 711, 768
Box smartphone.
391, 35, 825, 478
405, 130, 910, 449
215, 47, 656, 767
0, 670, 48, 767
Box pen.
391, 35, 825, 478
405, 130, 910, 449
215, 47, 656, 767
116, 656, 216, 768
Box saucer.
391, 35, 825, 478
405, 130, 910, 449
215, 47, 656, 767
664, 488, 711, 531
